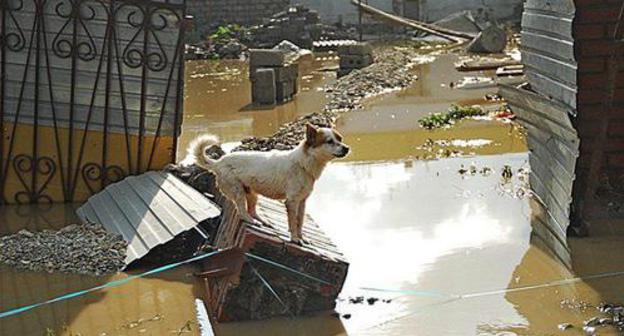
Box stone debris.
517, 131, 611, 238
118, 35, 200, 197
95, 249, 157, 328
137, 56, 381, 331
234, 111, 335, 151
0, 223, 127, 276
337, 42, 374, 77
235, 44, 440, 152
324, 46, 422, 112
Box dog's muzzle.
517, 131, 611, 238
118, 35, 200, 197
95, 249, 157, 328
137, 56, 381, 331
335, 145, 350, 158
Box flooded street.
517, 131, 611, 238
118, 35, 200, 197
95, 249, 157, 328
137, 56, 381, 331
3, 52, 624, 336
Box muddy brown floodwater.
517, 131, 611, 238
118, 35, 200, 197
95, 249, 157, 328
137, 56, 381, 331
3, 52, 624, 336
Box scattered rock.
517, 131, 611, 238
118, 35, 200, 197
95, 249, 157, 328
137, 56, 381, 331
558, 323, 573, 331
367, 297, 379, 305
234, 43, 439, 152
502, 165, 513, 179
0, 223, 127, 276
582, 326, 596, 335
342, 313, 352, 319
349, 296, 365, 304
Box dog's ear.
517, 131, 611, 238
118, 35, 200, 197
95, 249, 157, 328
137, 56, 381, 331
305, 123, 318, 146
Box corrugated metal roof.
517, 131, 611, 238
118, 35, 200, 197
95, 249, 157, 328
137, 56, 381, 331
76, 171, 221, 265
521, 0, 577, 111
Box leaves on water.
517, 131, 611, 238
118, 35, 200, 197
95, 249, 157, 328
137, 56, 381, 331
418, 105, 486, 130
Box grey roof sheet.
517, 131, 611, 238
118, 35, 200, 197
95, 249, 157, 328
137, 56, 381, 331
76, 171, 221, 265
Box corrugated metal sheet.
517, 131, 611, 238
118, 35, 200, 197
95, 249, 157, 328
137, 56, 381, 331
500, 84, 578, 267
76, 171, 221, 265
521, 0, 577, 111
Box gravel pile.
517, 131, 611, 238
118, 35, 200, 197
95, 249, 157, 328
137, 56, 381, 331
235, 45, 427, 152
323, 47, 419, 112
0, 223, 127, 276
235, 111, 336, 152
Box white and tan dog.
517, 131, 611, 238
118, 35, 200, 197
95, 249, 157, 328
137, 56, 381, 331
188, 123, 350, 244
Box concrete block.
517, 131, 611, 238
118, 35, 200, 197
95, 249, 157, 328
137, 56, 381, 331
250, 49, 286, 67
276, 79, 295, 102
273, 63, 299, 81
251, 68, 277, 105
339, 54, 374, 69
338, 42, 373, 56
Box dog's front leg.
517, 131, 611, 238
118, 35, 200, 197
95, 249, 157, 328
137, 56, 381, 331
286, 199, 302, 244
296, 199, 308, 244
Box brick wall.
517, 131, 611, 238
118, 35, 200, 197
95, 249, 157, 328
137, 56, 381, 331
572, 0, 624, 216
187, 0, 291, 27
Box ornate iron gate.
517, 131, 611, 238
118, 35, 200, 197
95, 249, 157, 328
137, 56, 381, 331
0, 0, 186, 204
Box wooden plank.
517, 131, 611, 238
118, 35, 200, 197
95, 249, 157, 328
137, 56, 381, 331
525, 70, 577, 109
522, 11, 573, 40
524, 0, 575, 16
4, 54, 181, 82
2, 100, 178, 135
521, 31, 575, 62
522, 50, 577, 86
500, 84, 578, 139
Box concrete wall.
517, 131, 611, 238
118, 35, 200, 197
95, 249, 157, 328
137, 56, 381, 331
404, 0, 524, 23
187, 0, 291, 26
295, 0, 394, 24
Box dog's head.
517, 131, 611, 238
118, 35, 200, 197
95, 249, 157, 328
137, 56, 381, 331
304, 123, 350, 159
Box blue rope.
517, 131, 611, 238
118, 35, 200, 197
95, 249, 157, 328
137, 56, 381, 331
245, 252, 336, 286
245, 252, 450, 298
0, 250, 220, 319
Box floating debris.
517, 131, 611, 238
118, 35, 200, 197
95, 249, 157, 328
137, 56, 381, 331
367, 297, 379, 305
0, 223, 127, 276
419, 105, 485, 129
501, 165, 513, 179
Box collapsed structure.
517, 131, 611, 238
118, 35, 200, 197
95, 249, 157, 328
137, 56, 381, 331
500, 0, 624, 265
77, 163, 348, 322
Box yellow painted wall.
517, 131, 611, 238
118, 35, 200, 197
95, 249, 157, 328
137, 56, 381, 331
2, 122, 175, 204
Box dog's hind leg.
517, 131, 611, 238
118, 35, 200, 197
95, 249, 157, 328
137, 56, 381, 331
221, 182, 257, 225
246, 192, 273, 228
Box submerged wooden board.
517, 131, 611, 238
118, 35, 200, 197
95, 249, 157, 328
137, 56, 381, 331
76, 171, 221, 265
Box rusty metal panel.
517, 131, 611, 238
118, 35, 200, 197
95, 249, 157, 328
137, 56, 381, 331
500, 84, 578, 264
521, 0, 577, 110
76, 171, 221, 265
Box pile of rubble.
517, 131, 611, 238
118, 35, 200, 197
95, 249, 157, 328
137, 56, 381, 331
235, 44, 436, 152
0, 223, 127, 276
235, 111, 335, 151
324, 46, 423, 112
249, 5, 346, 49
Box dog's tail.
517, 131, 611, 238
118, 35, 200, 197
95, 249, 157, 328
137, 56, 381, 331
187, 134, 220, 168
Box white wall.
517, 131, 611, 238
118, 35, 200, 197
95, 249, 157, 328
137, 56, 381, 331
295, 0, 394, 24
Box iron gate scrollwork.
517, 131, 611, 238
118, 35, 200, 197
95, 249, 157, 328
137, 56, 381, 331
0, 0, 186, 204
